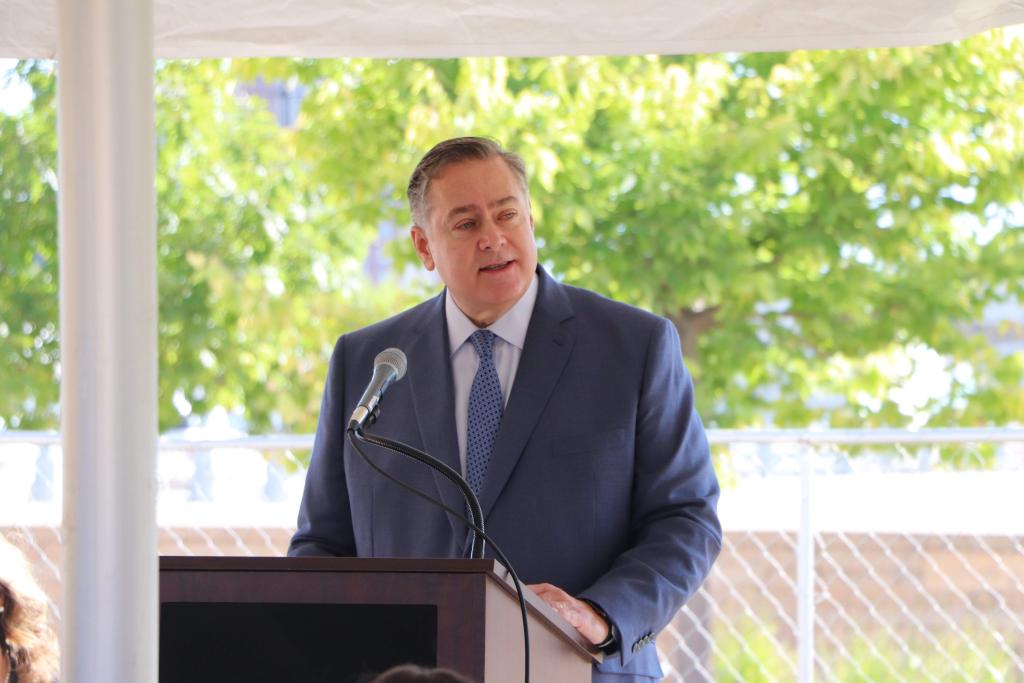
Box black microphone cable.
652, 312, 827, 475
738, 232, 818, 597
356, 427, 486, 558
347, 428, 531, 683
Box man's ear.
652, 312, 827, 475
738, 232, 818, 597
410, 225, 436, 271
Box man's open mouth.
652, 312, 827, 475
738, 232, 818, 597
480, 261, 512, 272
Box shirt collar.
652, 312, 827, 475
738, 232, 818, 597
446, 272, 539, 356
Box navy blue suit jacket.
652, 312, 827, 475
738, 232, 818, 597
290, 267, 722, 681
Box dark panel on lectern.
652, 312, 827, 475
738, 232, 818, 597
160, 602, 437, 683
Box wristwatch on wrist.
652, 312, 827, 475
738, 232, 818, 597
580, 598, 619, 654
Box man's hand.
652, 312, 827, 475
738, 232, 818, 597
528, 583, 610, 646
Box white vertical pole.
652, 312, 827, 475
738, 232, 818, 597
797, 444, 815, 683
57, 0, 157, 680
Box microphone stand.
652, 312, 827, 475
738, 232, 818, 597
347, 416, 487, 559
346, 424, 532, 683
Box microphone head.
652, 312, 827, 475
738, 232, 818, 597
374, 347, 408, 380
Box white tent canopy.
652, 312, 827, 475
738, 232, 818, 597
3, 0, 1024, 58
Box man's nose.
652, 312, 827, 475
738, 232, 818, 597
478, 219, 507, 250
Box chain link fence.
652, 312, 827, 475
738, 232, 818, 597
2, 430, 1023, 681
660, 434, 1024, 682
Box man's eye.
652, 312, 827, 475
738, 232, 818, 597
499, 211, 517, 221
454, 221, 475, 231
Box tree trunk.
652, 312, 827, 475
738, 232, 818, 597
667, 306, 719, 359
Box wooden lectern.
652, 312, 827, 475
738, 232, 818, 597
160, 556, 600, 683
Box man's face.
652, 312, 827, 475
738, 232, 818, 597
411, 156, 538, 327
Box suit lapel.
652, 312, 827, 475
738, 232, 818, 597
478, 269, 576, 519
405, 293, 466, 540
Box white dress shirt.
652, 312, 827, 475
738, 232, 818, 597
446, 273, 539, 475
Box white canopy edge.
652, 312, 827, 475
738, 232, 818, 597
3, 0, 1024, 58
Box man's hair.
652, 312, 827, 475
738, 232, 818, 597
406, 136, 529, 227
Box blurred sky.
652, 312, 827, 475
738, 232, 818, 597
0, 59, 33, 115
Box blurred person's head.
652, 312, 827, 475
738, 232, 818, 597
370, 663, 474, 683
0, 534, 58, 683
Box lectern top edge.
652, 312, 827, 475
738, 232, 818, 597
159, 555, 500, 575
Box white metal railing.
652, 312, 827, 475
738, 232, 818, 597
5, 426, 1023, 448
6, 427, 1020, 522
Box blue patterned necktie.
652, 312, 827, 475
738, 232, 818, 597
466, 330, 503, 498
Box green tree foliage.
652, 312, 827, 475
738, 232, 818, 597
1, 30, 1022, 432
267, 33, 1024, 429
1, 60, 418, 431
0, 62, 58, 429
153, 61, 423, 432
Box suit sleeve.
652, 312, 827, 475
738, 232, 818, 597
578, 317, 722, 665
288, 335, 358, 557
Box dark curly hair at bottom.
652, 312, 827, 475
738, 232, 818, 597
369, 663, 475, 683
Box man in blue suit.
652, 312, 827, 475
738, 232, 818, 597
289, 137, 721, 682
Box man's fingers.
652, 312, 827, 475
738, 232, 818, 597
528, 583, 567, 610
526, 583, 609, 645
529, 584, 576, 621
561, 605, 586, 629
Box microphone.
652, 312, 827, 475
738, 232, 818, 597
348, 348, 408, 431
